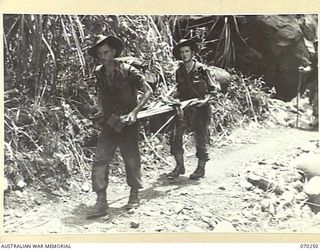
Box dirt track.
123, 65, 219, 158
3, 125, 320, 234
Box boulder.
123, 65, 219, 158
209, 66, 231, 93
298, 14, 318, 43
246, 173, 284, 195
292, 154, 320, 180
305, 176, 320, 213
130, 221, 140, 229
240, 15, 312, 101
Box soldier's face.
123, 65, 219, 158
179, 46, 194, 63
97, 44, 116, 65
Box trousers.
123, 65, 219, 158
170, 105, 211, 161
91, 124, 143, 192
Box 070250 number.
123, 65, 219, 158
300, 244, 319, 249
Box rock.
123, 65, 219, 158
305, 176, 320, 212
34, 199, 42, 206
253, 188, 263, 194
81, 183, 90, 193
240, 180, 254, 191
292, 154, 320, 180
299, 14, 318, 42
130, 221, 140, 229
213, 221, 237, 232
127, 209, 135, 215
295, 119, 314, 130
218, 186, 226, 190
209, 66, 231, 90
258, 159, 267, 165
305, 176, 320, 196
247, 174, 284, 195
154, 227, 165, 232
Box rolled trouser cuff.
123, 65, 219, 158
195, 146, 209, 162
92, 161, 109, 192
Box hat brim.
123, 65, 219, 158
88, 36, 124, 58
173, 39, 198, 60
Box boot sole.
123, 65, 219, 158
86, 211, 108, 219
189, 175, 205, 180
167, 170, 185, 180
167, 174, 183, 180
126, 203, 139, 211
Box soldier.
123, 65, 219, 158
168, 38, 219, 180
87, 35, 153, 217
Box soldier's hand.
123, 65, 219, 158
299, 65, 312, 74
194, 99, 208, 107
168, 98, 181, 106
174, 106, 184, 120
124, 112, 137, 125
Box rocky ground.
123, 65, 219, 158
3, 119, 319, 234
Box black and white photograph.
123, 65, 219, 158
2, 11, 320, 236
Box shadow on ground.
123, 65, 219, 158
61, 173, 200, 228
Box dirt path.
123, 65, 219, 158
3, 125, 320, 234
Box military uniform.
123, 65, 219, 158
170, 59, 216, 162
92, 60, 145, 192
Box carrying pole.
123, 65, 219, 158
296, 66, 303, 128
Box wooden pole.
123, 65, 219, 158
296, 68, 302, 128
137, 98, 198, 121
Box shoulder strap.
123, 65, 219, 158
119, 62, 131, 78
185, 61, 203, 99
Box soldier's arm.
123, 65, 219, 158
125, 80, 153, 125
132, 81, 153, 114
93, 65, 104, 115
196, 67, 219, 107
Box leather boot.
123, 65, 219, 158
88, 190, 108, 217
190, 159, 206, 180
126, 188, 139, 210
167, 154, 185, 180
